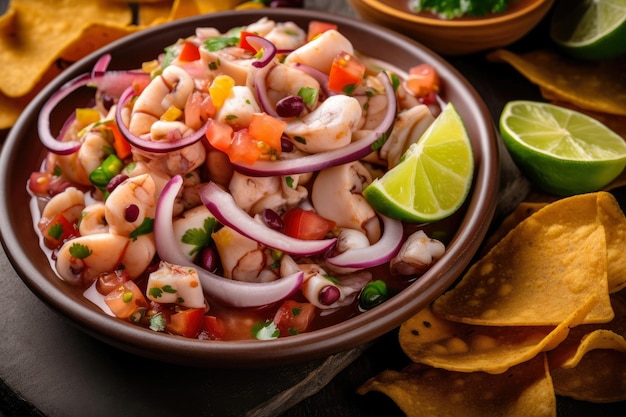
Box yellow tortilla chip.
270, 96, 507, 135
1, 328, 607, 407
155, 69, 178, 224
596, 194, 626, 292
58, 23, 140, 62
399, 297, 596, 374
487, 49, 626, 116
550, 344, 626, 403
357, 355, 556, 417
433, 193, 614, 326
0, 0, 133, 98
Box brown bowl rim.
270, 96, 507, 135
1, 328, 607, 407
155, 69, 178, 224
357, 0, 551, 27
0, 8, 499, 368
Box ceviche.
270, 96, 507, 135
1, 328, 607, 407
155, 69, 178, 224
28, 17, 455, 341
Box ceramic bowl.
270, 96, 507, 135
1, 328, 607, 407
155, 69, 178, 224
0, 8, 499, 367
348, 0, 555, 55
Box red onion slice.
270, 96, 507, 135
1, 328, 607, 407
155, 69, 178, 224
38, 55, 152, 155
198, 181, 336, 256
325, 215, 403, 269
115, 87, 207, 153
246, 35, 277, 69
155, 175, 304, 307
231, 71, 397, 176
37, 72, 93, 155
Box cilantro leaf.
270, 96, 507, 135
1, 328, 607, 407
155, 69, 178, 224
204, 36, 239, 52
129, 217, 154, 240
181, 217, 216, 255
69, 243, 92, 259
47, 222, 64, 241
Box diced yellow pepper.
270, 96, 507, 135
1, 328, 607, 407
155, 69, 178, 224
209, 74, 235, 108
161, 105, 183, 121
75, 108, 101, 126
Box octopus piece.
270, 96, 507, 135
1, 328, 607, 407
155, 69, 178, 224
284, 95, 362, 154
299, 263, 372, 312
228, 171, 308, 216
40, 187, 85, 227
215, 86, 261, 129
390, 230, 445, 276
265, 63, 321, 111
212, 225, 278, 283
379, 104, 435, 168
129, 65, 195, 137
284, 29, 354, 74
134, 141, 207, 178
200, 45, 255, 86
79, 202, 108, 236
311, 161, 381, 243
172, 205, 216, 263
264, 21, 306, 51
104, 173, 157, 237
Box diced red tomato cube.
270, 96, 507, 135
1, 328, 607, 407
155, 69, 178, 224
229, 129, 261, 164
205, 119, 234, 152
39, 213, 80, 249
28, 172, 52, 196
282, 207, 336, 240
248, 112, 286, 159
406, 63, 440, 98
104, 280, 149, 320
178, 41, 201, 62
167, 307, 206, 338
273, 300, 316, 336
328, 52, 365, 94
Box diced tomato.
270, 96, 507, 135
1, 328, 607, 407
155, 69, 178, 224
307, 20, 338, 42
205, 119, 234, 152
103, 121, 132, 160
39, 213, 80, 249
239, 31, 259, 53
96, 270, 130, 295
201, 315, 227, 340
229, 129, 261, 164
104, 280, 149, 320
273, 299, 316, 336
28, 172, 52, 196
405, 63, 440, 98
167, 307, 206, 338
282, 207, 336, 240
178, 41, 201, 62
328, 52, 365, 94
248, 112, 286, 159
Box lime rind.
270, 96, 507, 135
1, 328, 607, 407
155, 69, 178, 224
500, 100, 626, 195
550, 0, 626, 59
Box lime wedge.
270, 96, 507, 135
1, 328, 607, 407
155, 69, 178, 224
550, 0, 626, 60
363, 103, 474, 222
500, 100, 626, 196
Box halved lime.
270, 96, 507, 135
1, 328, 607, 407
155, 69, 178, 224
363, 103, 474, 223
550, 0, 626, 60
500, 100, 626, 196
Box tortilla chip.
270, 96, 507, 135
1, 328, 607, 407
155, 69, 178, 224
0, 0, 133, 98
357, 355, 556, 417
481, 201, 548, 254
596, 194, 626, 292
550, 344, 626, 403
433, 193, 614, 326
399, 297, 596, 374
58, 23, 140, 62
486, 49, 626, 116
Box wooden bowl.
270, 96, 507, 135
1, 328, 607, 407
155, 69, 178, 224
348, 0, 555, 55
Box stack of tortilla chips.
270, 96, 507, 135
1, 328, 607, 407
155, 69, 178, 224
0, 0, 247, 131
359, 191, 626, 416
